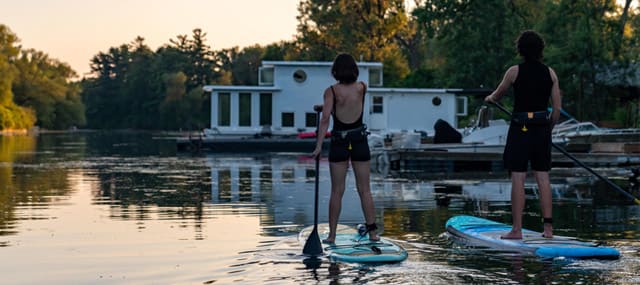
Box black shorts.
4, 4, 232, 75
503, 123, 552, 172
329, 129, 371, 162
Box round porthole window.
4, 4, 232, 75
432, 96, 442, 106
293, 69, 307, 83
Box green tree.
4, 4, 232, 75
0, 25, 19, 106
0, 25, 36, 130
12, 49, 85, 129
539, 0, 625, 121
296, 0, 411, 85
83, 44, 132, 128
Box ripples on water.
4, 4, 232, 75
0, 132, 639, 284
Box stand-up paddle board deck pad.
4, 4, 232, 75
446, 215, 620, 259
299, 223, 407, 263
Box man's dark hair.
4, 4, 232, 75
331, 53, 359, 84
516, 30, 545, 62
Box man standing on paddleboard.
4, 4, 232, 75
485, 30, 562, 239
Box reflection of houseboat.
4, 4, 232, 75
206, 154, 437, 225
178, 61, 471, 151
206, 155, 607, 226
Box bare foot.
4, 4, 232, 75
500, 230, 523, 239
322, 236, 335, 244
542, 224, 553, 238
368, 231, 380, 242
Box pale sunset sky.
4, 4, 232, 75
1, 0, 300, 77
1, 1, 635, 78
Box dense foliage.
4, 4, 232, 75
0, 25, 84, 130
1, 0, 639, 130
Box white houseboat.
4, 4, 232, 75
202, 60, 469, 137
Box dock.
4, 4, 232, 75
176, 135, 329, 153
373, 146, 640, 173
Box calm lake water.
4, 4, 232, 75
1, 131, 639, 284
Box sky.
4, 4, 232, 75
1, 0, 300, 77
1, 0, 635, 78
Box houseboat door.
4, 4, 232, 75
368, 95, 386, 131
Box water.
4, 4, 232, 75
1, 132, 639, 284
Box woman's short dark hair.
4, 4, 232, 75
331, 53, 359, 84
516, 30, 545, 62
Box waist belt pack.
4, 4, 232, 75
331, 125, 369, 144
511, 111, 550, 125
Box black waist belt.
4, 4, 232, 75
332, 125, 368, 139
511, 111, 550, 125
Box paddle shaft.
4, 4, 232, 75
313, 128, 320, 229
302, 107, 324, 256
313, 106, 322, 228
489, 101, 640, 205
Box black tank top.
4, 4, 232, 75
512, 61, 553, 113
331, 83, 365, 131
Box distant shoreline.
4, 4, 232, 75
0, 128, 200, 137
0, 129, 28, 135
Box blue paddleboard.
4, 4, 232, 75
299, 223, 408, 263
446, 215, 620, 260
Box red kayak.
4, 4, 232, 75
297, 131, 331, 139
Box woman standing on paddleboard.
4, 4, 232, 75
311, 53, 379, 243
485, 30, 562, 239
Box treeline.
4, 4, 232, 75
0, 25, 85, 130
2, 0, 639, 131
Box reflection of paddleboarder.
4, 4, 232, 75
485, 30, 562, 239
311, 53, 379, 243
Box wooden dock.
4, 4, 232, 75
373, 147, 640, 172
176, 135, 329, 153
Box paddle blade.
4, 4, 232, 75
302, 228, 323, 256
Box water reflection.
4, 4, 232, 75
0, 132, 638, 284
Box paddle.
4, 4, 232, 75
302, 105, 324, 256
488, 101, 640, 205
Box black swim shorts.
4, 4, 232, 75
503, 123, 552, 172
328, 128, 371, 162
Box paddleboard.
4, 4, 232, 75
299, 223, 408, 263
446, 215, 620, 260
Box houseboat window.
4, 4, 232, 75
259, 168, 273, 199
239, 168, 252, 201
306, 168, 316, 180
372, 96, 383, 113
305, 112, 317, 127
218, 169, 231, 202
369, 68, 383, 86
293, 69, 307, 83
218, 93, 231, 126
282, 112, 294, 127
282, 166, 295, 183
239, 93, 252, 126
456, 96, 468, 116
259, 67, 274, 86
432, 96, 442, 106
259, 93, 272, 126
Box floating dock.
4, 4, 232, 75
176, 135, 329, 153
373, 146, 640, 173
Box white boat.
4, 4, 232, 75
552, 118, 640, 145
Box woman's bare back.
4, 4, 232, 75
331, 82, 365, 124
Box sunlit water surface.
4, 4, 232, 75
0, 132, 639, 284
